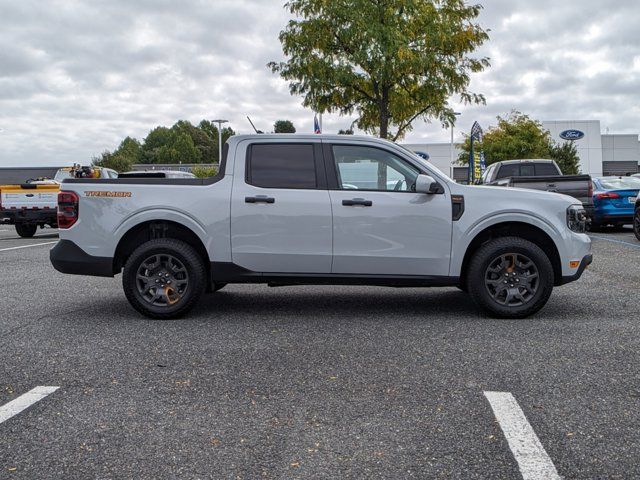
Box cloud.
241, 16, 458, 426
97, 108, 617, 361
0, 0, 638, 166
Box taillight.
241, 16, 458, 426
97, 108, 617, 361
57, 191, 79, 229
595, 192, 620, 200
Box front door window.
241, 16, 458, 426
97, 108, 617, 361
332, 145, 419, 192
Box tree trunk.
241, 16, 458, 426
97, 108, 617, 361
379, 88, 390, 139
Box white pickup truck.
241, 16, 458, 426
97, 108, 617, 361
50, 135, 592, 319
1, 166, 118, 237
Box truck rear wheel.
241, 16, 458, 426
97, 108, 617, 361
466, 237, 554, 319
15, 224, 37, 238
634, 207, 640, 241
122, 238, 206, 319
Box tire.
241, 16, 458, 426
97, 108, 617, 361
122, 238, 206, 319
634, 207, 640, 241
587, 222, 602, 232
15, 224, 37, 238
466, 237, 554, 319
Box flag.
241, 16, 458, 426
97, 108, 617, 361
314, 114, 321, 134
470, 121, 483, 141
469, 121, 484, 183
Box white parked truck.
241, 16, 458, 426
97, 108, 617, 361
0, 166, 118, 237
50, 135, 592, 319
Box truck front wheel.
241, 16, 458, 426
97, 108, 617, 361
15, 224, 37, 238
122, 238, 206, 319
466, 237, 554, 319
634, 207, 640, 241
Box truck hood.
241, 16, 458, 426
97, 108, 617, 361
464, 184, 580, 207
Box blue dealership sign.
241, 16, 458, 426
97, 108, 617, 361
560, 129, 585, 141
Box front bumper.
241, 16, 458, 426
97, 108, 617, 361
559, 254, 593, 286
50, 239, 114, 277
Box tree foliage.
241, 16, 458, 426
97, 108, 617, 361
274, 119, 297, 133
91, 150, 133, 173
550, 141, 581, 174
98, 120, 236, 167
191, 165, 218, 178
269, 0, 489, 140
457, 111, 582, 174
458, 112, 550, 164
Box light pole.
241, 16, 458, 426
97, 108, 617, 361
212, 119, 229, 164
450, 112, 461, 177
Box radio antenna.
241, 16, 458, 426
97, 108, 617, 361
247, 116, 263, 134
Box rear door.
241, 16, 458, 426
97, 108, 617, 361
325, 143, 452, 276
231, 141, 332, 273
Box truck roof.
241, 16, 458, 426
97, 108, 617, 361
230, 134, 395, 145
494, 159, 556, 165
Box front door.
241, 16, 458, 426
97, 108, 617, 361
327, 144, 452, 277
231, 141, 332, 273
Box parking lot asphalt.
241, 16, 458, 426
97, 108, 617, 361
0, 225, 639, 479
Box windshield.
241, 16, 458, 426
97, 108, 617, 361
54, 169, 73, 182
596, 177, 640, 190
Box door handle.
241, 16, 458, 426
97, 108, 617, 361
342, 198, 373, 207
245, 195, 275, 204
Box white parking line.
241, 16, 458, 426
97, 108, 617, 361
589, 235, 640, 249
484, 391, 560, 480
0, 241, 57, 252
0, 386, 60, 424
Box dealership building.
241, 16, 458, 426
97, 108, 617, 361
404, 120, 640, 182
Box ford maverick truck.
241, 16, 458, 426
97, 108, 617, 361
50, 135, 592, 319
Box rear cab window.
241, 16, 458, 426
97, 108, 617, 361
496, 164, 519, 179
535, 163, 561, 176
246, 143, 320, 189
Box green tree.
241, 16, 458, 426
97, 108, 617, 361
156, 132, 201, 164
458, 112, 553, 165
274, 119, 296, 133
269, 0, 489, 140
113, 136, 142, 163
141, 126, 172, 164
550, 141, 581, 174
173, 120, 216, 163
198, 120, 236, 162
91, 150, 132, 172
338, 128, 354, 135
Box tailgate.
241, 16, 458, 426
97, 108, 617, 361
1, 185, 59, 209
510, 175, 593, 205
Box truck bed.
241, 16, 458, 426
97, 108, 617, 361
495, 174, 593, 208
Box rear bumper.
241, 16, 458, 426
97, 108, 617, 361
592, 212, 633, 224
559, 254, 593, 286
1, 208, 57, 225
50, 239, 114, 277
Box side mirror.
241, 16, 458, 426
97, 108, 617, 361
415, 174, 444, 194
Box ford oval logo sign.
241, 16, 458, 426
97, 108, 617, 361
560, 129, 585, 141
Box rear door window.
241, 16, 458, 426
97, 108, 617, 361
247, 144, 317, 189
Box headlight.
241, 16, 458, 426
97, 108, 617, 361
567, 205, 587, 233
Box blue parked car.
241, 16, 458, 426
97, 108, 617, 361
591, 176, 640, 229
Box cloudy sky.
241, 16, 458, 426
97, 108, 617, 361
1, 0, 639, 166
